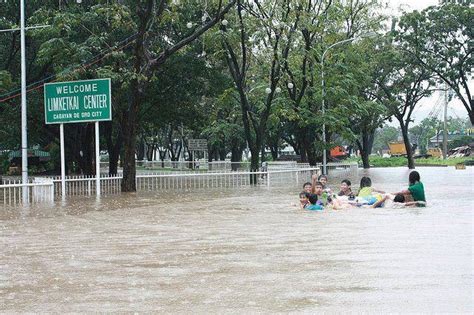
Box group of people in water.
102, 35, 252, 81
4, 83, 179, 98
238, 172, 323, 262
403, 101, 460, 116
298, 171, 426, 211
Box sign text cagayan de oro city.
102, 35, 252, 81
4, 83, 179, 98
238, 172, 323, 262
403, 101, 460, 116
44, 78, 112, 124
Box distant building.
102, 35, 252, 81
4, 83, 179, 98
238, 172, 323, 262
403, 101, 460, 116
429, 132, 472, 146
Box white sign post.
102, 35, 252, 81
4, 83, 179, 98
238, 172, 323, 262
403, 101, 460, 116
95, 122, 100, 196
60, 124, 66, 199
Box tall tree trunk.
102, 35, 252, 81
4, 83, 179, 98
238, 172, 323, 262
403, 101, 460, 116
400, 124, 415, 169
219, 148, 226, 161
76, 124, 95, 175
306, 147, 318, 166
270, 145, 278, 161
121, 88, 140, 191
103, 121, 122, 176
356, 138, 370, 169
301, 131, 318, 166
137, 136, 145, 161
146, 143, 154, 161
108, 147, 120, 176
250, 148, 259, 184
159, 149, 167, 168
358, 129, 376, 169
230, 145, 242, 171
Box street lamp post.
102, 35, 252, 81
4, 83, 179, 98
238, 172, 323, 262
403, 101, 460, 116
320, 34, 375, 175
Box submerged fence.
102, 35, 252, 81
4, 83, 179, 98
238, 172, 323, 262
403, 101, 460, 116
104, 160, 313, 172
0, 178, 54, 205
1, 162, 358, 206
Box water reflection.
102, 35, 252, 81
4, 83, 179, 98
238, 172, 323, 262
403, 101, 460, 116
1, 167, 472, 312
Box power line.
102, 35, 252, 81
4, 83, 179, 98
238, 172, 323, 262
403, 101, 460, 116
0, 32, 139, 103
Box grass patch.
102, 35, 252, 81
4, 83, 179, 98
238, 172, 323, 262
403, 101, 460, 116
347, 156, 473, 167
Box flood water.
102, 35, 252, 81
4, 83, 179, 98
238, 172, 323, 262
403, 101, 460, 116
1, 167, 472, 312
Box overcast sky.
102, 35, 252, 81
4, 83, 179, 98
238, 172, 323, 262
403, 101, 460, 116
382, 0, 471, 126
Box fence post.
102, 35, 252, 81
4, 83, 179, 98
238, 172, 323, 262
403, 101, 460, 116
267, 171, 270, 187
50, 181, 54, 202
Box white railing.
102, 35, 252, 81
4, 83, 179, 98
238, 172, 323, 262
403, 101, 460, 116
0, 163, 357, 205
131, 160, 253, 172
101, 160, 313, 172
137, 171, 263, 190
0, 178, 54, 206
325, 162, 358, 177
49, 175, 122, 197
138, 167, 320, 190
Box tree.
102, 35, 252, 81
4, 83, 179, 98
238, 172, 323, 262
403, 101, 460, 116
218, 0, 298, 182
277, 0, 384, 165
397, 4, 474, 124
372, 125, 399, 153
448, 135, 474, 150
409, 116, 471, 153
117, 0, 236, 191
408, 117, 440, 154
328, 36, 389, 169
372, 42, 435, 168
25, 0, 236, 188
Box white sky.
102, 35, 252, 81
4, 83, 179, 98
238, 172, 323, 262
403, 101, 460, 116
383, 0, 471, 126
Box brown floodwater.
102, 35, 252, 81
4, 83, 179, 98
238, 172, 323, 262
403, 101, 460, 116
1, 167, 472, 312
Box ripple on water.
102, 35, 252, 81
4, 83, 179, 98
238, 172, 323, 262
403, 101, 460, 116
1, 167, 473, 312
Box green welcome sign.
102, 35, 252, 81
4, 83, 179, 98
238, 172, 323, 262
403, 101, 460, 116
44, 78, 112, 124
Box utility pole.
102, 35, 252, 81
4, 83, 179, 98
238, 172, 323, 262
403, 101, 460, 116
1, 21, 50, 203
442, 86, 448, 159
20, 0, 29, 204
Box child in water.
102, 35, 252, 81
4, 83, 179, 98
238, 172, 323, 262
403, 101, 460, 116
312, 181, 332, 206
356, 177, 385, 206
303, 182, 312, 194
312, 174, 331, 193
298, 191, 309, 209
337, 179, 354, 197
305, 193, 324, 211
371, 193, 424, 208
318, 175, 330, 191
292, 184, 311, 209
392, 171, 426, 207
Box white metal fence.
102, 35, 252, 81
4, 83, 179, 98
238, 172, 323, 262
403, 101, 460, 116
0, 178, 54, 205
1, 162, 357, 206
103, 160, 312, 172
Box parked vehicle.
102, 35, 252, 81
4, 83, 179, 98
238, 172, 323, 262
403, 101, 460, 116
388, 142, 406, 156
330, 146, 348, 159
427, 147, 442, 158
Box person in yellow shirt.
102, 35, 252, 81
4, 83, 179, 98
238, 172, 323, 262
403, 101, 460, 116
357, 177, 385, 206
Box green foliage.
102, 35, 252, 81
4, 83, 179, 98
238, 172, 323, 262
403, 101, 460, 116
396, 4, 474, 123
409, 117, 471, 153
0, 70, 13, 94
3, 0, 468, 178
448, 136, 474, 150
0, 154, 9, 175
373, 125, 399, 152
350, 156, 474, 167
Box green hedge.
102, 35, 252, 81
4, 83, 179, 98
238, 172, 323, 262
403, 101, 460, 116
348, 156, 473, 167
